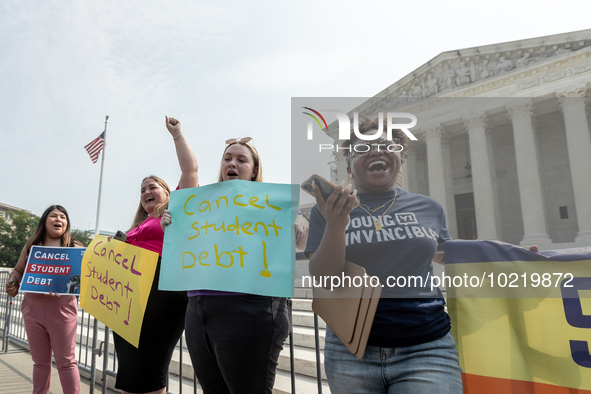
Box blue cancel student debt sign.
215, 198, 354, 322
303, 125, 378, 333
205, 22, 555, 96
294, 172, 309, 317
20, 246, 86, 295
160, 180, 299, 297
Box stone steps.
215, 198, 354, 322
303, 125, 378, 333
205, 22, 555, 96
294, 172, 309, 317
273, 370, 331, 394
291, 298, 313, 312
279, 345, 326, 380
288, 325, 326, 349
292, 310, 326, 329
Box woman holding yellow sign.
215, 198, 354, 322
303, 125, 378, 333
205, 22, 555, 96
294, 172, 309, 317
111, 116, 198, 394
5, 205, 83, 394
161, 135, 291, 394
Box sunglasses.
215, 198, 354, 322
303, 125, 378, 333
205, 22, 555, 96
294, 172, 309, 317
225, 137, 253, 145
349, 138, 404, 158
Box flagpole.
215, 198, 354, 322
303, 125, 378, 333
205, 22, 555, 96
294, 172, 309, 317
94, 115, 109, 236
90, 115, 108, 392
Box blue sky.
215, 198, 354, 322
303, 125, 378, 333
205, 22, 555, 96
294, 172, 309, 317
0, 0, 588, 232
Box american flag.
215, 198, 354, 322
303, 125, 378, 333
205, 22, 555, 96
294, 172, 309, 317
84, 132, 105, 163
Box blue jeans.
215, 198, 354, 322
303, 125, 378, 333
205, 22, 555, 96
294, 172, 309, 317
185, 295, 290, 394
324, 328, 463, 393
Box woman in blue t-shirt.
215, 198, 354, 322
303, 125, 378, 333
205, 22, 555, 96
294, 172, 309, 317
306, 117, 463, 393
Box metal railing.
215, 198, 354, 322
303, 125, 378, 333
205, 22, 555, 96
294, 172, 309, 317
0, 270, 317, 394
1, 271, 28, 352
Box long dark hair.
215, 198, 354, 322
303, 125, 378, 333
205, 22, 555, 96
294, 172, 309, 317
24, 205, 72, 254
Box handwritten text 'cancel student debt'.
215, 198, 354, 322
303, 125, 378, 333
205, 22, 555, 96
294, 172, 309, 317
180, 193, 283, 278
84, 241, 142, 325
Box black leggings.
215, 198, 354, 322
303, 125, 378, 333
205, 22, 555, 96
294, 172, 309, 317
185, 295, 290, 394
113, 260, 188, 392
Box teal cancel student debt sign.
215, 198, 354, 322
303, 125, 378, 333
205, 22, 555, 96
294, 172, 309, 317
160, 180, 299, 297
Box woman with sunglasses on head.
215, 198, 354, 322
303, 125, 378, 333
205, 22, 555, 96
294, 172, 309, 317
305, 117, 463, 394
5, 205, 83, 394
110, 116, 198, 394
161, 134, 290, 394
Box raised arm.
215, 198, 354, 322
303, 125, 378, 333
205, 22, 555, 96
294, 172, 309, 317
165, 116, 199, 189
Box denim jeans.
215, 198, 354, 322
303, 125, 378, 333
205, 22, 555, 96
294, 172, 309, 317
324, 328, 463, 394
185, 295, 290, 394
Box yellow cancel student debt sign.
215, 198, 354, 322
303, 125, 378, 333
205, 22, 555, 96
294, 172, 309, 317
80, 235, 158, 348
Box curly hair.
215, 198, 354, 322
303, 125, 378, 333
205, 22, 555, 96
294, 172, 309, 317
341, 117, 408, 162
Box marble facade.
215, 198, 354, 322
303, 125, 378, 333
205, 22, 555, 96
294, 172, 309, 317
324, 29, 591, 250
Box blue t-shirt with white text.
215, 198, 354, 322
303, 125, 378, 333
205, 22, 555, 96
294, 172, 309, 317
305, 189, 451, 347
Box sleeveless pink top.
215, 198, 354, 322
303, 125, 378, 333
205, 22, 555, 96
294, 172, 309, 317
126, 216, 164, 256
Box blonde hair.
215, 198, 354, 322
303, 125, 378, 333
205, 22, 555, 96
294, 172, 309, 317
129, 175, 171, 231
217, 141, 263, 183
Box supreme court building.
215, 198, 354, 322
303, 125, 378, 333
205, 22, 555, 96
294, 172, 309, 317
324, 29, 591, 250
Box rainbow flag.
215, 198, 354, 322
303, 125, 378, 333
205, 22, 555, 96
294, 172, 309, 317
446, 240, 591, 393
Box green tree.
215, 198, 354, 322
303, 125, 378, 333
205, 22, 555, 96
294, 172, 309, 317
71, 229, 93, 247
0, 211, 40, 267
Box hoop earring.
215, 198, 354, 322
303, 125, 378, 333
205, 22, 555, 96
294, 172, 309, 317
396, 172, 403, 187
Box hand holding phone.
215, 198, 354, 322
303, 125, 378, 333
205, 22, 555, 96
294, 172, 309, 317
302, 174, 357, 227
114, 230, 127, 242
301, 174, 337, 201
301, 174, 358, 205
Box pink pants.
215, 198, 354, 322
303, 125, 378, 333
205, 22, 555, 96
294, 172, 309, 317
22, 293, 80, 394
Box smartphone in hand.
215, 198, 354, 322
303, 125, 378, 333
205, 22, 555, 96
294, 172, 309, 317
114, 230, 127, 242
301, 174, 336, 201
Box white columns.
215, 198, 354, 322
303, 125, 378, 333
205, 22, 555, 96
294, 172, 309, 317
405, 145, 419, 194
486, 129, 503, 240
399, 160, 408, 191
424, 125, 448, 210
557, 85, 591, 243
442, 133, 458, 239
463, 113, 498, 240
424, 124, 457, 238
506, 99, 552, 245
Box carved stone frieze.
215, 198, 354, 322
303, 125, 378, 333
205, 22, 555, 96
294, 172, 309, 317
389, 41, 591, 100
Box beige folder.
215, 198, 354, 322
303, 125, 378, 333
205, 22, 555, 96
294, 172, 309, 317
312, 261, 382, 359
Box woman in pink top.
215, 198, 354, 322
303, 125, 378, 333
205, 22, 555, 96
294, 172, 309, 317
112, 116, 198, 394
